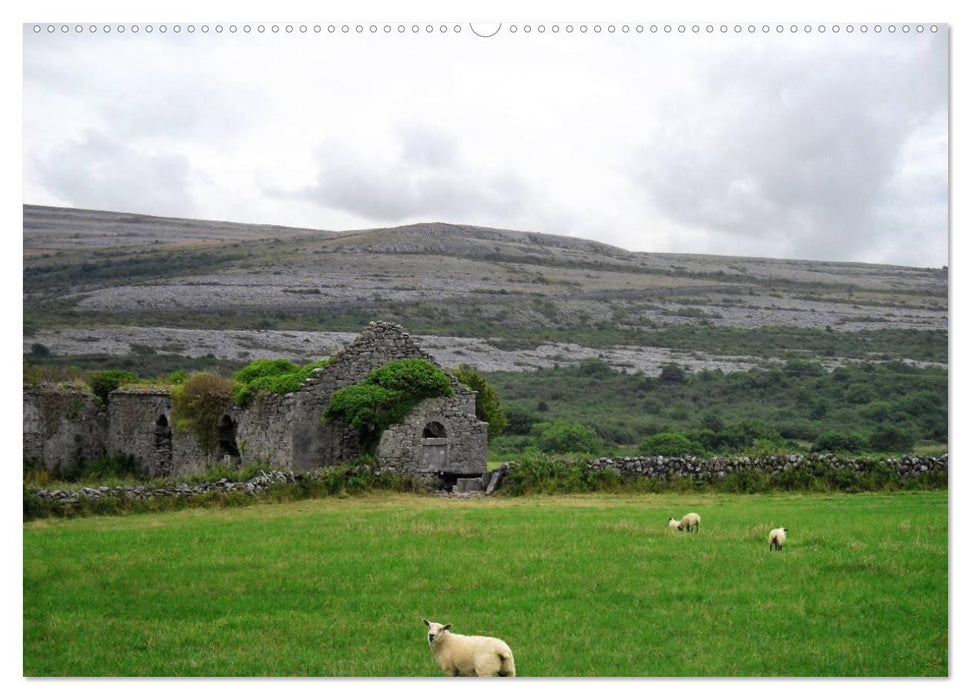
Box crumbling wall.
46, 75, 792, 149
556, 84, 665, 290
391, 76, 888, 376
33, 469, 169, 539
23, 385, 106, 475
235, 392, 293, 467
22, 321, 489, 478
376, 393, 488, 475
107, 390, 170, 478
294, 320, 480, 473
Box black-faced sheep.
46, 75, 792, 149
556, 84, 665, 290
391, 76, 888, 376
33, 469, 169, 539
668, 517, 681, 530
769, 527, 788, 551
677, 512, 701, 532
422, 619, 516, 677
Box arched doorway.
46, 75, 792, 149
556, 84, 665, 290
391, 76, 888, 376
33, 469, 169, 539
420, 420, 449, 472
154, 414, 173, 474
218, 414, 241, 464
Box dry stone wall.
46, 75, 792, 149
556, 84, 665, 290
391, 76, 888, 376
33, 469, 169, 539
494, 453, 948, 488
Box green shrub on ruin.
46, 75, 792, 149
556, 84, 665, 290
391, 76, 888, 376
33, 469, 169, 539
88, 369, 140, 403
171, 372, 235, 458
325, 359, 454, 451
232, 358, 333, 406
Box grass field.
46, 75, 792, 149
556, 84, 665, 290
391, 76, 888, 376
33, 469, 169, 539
23, 491, 947, 677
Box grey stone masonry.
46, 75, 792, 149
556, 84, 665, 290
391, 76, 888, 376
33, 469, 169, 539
23, 321, 489, 480
23, 385, 106, 476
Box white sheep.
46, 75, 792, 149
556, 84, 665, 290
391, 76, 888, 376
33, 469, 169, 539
769, 527, 788, 551
677, 512, 701, 532
422, 619, 516, 677
668, 517, 680, 530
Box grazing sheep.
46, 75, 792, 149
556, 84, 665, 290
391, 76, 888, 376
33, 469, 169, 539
677, 512, 701, 532
422, 619, 516, 677
769, 527, 788, 551
668, 517, 681, 530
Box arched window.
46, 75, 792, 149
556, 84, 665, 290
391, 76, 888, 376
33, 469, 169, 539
423, 421, 447, 438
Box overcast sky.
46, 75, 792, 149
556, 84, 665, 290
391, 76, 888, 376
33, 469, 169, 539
22, 24, 948, 267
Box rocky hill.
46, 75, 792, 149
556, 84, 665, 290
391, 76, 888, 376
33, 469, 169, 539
23, 204, 948, 375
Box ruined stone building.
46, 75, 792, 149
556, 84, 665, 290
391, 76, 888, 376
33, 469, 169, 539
23, 322, 489, 485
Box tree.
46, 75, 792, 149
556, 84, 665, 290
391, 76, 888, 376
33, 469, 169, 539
171, 372, 235, 459
869, 426, 915, 453
659, 363, 687, 384
452, 364, 508, 438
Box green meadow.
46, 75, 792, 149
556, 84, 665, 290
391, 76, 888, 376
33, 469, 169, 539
23, 491, 947, 677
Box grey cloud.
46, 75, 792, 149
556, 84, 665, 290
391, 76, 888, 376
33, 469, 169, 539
638, 37, 947, 263
24, 34, 265, 146
396, 122, 459, 168
29, 130, 194, 216
290, 133, 526, 222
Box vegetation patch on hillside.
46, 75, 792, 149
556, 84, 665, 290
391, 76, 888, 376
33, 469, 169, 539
487, 357, 947, 459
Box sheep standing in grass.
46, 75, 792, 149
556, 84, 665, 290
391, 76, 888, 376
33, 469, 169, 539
769, 527, 788, 551
677, 512, 701, 532
422, 619, 516, 677
668, 517, 681, 530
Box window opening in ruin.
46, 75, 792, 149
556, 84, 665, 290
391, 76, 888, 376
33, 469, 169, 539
154, 415, 173, 474
154, 415, 171, 447
218, 414, 241, 461
422, 421, 447, 438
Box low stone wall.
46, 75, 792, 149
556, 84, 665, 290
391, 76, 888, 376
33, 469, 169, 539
494, 453, 948, 487
28, 469, 296, 507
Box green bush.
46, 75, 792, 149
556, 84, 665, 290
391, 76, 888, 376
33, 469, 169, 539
452, 364, 509, 438
535, 420, 602, 454
87, 369, 140, 403
171, 373, 236, 458
232, 358, 297, 383
501, 451, 623, 495
505, 406, 539, 435
659, 363, 687, 383
233, 358, 332, 405
719, 421, 783, 451
869, 426, 916, 453
325, 359, 454, 451
638, 432, 706, 457
813, 431, 868, 454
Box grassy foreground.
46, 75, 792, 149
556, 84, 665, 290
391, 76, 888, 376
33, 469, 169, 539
23, 491, 947, 676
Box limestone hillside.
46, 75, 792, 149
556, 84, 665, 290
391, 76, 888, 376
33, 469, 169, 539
23, 204, 948, 375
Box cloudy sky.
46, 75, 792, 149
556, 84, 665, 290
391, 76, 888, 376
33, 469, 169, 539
22, 24, 948, 266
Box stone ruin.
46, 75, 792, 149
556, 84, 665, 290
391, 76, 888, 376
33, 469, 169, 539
23, 322, 489, 490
